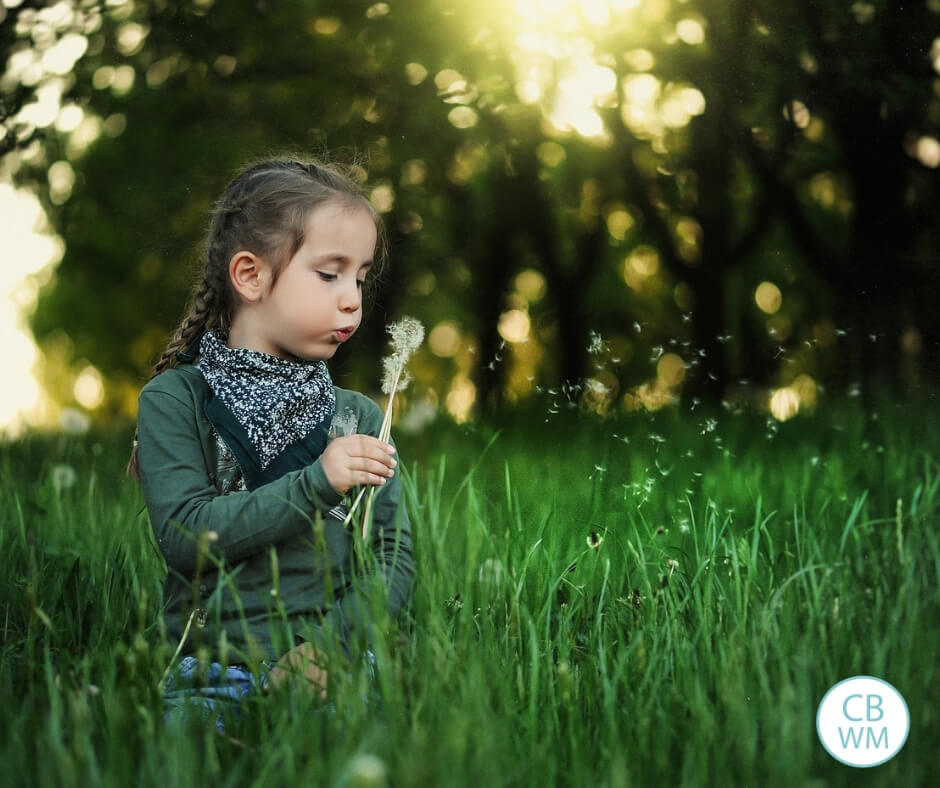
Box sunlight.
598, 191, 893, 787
490, 0, 705, 143
0, 182, 62, 436
499, 0, 648, 140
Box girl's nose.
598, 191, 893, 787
339, 280, 361, 312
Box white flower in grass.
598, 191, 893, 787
51, 464, 77, 491
59, 408, 90, 435
346, 753, 387, 788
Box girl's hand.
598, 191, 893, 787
321, 435, 396, 494
268, 642, 329, 702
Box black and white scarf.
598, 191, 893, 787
196, 330, 335, 472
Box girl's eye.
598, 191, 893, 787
318, 272, 338, 282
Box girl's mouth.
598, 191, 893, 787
334, 327, 355, 342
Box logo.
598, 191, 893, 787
817, 676, 909, 767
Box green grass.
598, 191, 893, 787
1, 397, 938, 787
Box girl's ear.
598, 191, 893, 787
228, 251, 269, 302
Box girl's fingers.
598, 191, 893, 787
349, 435, 396, 459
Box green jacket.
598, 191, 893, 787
137, 363, 414, 663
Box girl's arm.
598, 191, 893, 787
137, 387, 344, 575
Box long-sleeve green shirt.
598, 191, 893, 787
137, 363, 414, 663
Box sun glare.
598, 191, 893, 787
0, 183, 62, 436
496, 0, 703, 143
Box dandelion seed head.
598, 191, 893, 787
387, 316, 425, 359
59, 408, 90, 435
51, 464, 77, 491
346, 752, 388, 787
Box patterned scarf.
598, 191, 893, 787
196, 330, 335, 471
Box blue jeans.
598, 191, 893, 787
163, 651, 378, 731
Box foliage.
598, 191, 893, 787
1, 399, 938, 786
4, 0, 940, 420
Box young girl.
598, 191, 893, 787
130, 158, 413, 721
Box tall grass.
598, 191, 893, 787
1, 398, 937, 787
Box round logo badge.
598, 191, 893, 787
817, 676, 910, 767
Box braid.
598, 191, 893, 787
127, 268, 228, 480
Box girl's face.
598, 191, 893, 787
243, 201, 377, 361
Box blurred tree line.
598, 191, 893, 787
4, 0, 939, 422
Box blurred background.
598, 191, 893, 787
1, 0, 938, 437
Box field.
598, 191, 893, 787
1, 396, 938, 787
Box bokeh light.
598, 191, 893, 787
755, 281, 782, 315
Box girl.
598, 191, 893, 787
130, 158, 413, 722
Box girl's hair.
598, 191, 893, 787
127, 157, 386, 480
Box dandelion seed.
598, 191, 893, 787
666, 558, 679, 575
59, 407, 90, 435
587, 330, 605, 355
587, 531, 603, 549
835, 328, 848, 337
346, 753, 387, 787
679, 520, 690, 534
633, 321, 642, 334
650, 345, 664, 362
681, 313, 692, 323
716, 334, 732, 344
51, 464, 77, 492
700, 418, 717, 435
